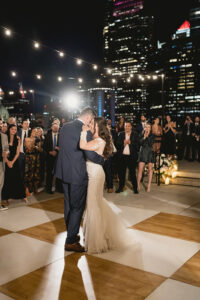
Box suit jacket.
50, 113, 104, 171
55, 119, 104, 185
116, 131, 139, 160
0, 132, 8, 171
17, 128, 31, 140
182, 123, 194, 138
192, 123, 200, 137
44, 131, 60, 158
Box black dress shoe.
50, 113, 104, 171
115, 188, 123, 193
75, 235, 80, 243
65, 242, 85, 252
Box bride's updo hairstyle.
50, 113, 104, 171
94, 117, 113, 159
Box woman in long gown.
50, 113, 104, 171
2, 124, 27, 204
162, 115, 176, 159
80, 117, 131, 254
24, 128, 41, 195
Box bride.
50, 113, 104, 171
80, 117, 130, 254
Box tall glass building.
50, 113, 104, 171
149, 0, 200, 124
103, 0, 154, 124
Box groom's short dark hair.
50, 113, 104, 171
79, 107, 96, 117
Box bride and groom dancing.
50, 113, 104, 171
55, 107, 128, 253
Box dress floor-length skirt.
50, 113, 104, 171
84, 161, 132, 254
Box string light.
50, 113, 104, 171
4, 28, 12, 37
36, 74, 42, 80
78, 78, 83, 83
153, 75, 158, 80
58, 51, 65, 57
34, 41, 40, 49
57, 76, 63, 82
29, 90, 34, 93
93, 64, 98, 70
130, 74, 134, 78
127, 78, 131, 82
96, 79, 100, 83
9, 91, 14, 95
11, 71, 17, 77
76, 59, 82, 65
107, 69, 112, 74
112, 79, 116, 83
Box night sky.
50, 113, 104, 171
0, 0, 194, 96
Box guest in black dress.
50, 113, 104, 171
137, 123, 155, 192
162, 115, 176, 159
2, 125, 27, 204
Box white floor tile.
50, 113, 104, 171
93, 229, 200, 277
0, 207, 63, 231
0, 293, 14, 300
145, 279, 200, 300
111, 204, 158, 226
0, 233, 70, 285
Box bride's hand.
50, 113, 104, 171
82, 125, 89, 131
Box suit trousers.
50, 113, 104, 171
0, 162, 5, 206
118, 155, 137, 192
62, 182, 87, 244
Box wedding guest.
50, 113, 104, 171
136, 114, 148, 135
0, 119, 2, 132
116, 121, 139, 194
181, 115, 193, 161
8, 116, 16, 126
44, 122, 61, 194
116, 117, 125, 133
0, 131, 9, 211
192, 116, 200, 162
152, 117, 163, 154
2, 122, 8, 134
37, 127, 45, 186
162, 115, 176, 159
18, 118, 31, 181
24, 128, 40, 195
137, 123, 155, 192
2, 125, 27, 204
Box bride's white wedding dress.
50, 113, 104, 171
81, 133, 131, 254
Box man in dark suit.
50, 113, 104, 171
136, 114, 147, 135
55, 108, 104, 252
116, 121, 139, 194
44, 122, 62, 194
18, 118, 31, 180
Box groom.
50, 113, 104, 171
55, 107, 104, 252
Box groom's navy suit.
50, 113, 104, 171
55, 119, 104, 244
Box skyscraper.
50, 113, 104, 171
104, 0, 154, 123
149, 0, 200, 123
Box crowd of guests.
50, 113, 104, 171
0, 112, 199, 211
0, 116, 63, 211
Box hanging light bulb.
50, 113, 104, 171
34, 41, 40, 49
130, 74, 134, 78
78, 78, 83, 83
93, 64, 98, 70
58, 51, 65, 57
29, 90, 34, 93
96, 79, 100, 83
112, 78, 116, 83
57, 76, 63, 82
9, 91, 14, 95
36, 74, 42, 80
107, 68, 112, 74
147, 75, 151, 79
153, 75, 158, 80
4, 28, 12, 37
11, 71, 17, 77
76, 59, 82, 65
127, 78, 131, 82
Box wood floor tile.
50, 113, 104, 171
0, 253, 166, 300
0, 228, 12, 237
132, 212, 200, 243
30, 198, 64, 214
171, 250, 200, 287
18, 218, 66, 244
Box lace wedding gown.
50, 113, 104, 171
81, 134, 131, 254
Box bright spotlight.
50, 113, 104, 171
62, 92, 80, 110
